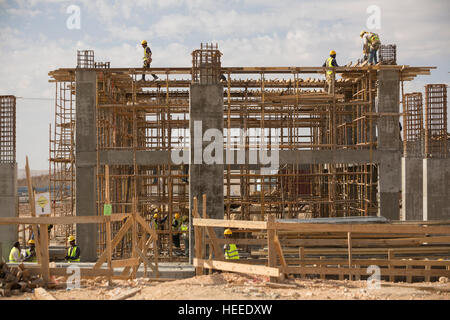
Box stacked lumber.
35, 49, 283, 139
0, 261, 44, 297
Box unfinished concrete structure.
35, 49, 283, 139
402, 84, 449, 221
0, 95, 17, 261
47, 45, 440, 261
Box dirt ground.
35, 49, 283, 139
2, 273, 449, 300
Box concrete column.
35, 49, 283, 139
377, 70, 401, 220
0, 163, 17, 261
401, 158, 423, 220
75, 70, 97, 261
189, 84, 224, 262
423, 158, 450, 220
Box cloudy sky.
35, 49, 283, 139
0, 0, 449, 170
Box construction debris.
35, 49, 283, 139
0, 261, 41, 297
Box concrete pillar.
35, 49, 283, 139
423, 158, 450, 220
75, 70, 97, 261
401, 158, 423, 220
189, 84, 224, 262
377, 70, 401, 220
0, 163, 17, 261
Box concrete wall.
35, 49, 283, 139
401, 158, 423, 220
189, 84, 224, 261
423, 158, 450, 220
75, 70, 97, 262
377, 69, 401, 220
0, 163, 17, 261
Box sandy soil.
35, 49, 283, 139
2, 273, 449, 300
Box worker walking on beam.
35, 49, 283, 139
322, 50, 338, 94
9, 241, 23, 263
141, 40, 158, 81
360, 31, 381, 65
65, 235, 80, 263
223, 229, 240, 260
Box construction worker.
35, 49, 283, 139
24, 239, 37, 262
322, 50, 339, 94
223, 229, 239, 260
141, 40, 158, 81
360, 31, 381, 65
152, 211, 168, 251
9, 241, 23, 263
172, 212, 181, 250
180, 216, 189, 256
65, 235, 80, 263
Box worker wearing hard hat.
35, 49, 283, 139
322, 50, 339, 94
223, 229, 240, 260
152, 210, 168, 251
65, 235, 80, 263
141, 40, 158, 81
9, 241, 23, 263
360, 31, 381, 65
172, 213, 182, 251
180, 216, 189, 256
24, 239, 37, 263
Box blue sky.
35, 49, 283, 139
0, 0, 449, 170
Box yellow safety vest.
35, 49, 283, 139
180, 224, 188, 232
25, 249, 37, 262
369, 33, 380, 44
225, 244, 240, 260
143, 46, 151, 61
9, 247, 20, 263
326, 57, 334, 75
67, 246, 80, 262
172, 218, 182, 231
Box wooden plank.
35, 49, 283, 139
0, 214, 128, 225
135, 247, 157, 273
34, 287, 57, 300
39, 223, 50, 285
25, 157, 43, 265
347, 232, 352, 280
191, 201, 224, 260
194, 258, 280, 277
111, 258, 140, 268
112, 288, 141, 300
193, 197, 203, 276
93, 218, 132, 269
273, 234, 287, 269
282, 266, 450, 277
135, 213, 157, 240
267, 215, 277, 282
270, 222, 450, 234
193, 218, 268, 230
388, 250, 394, 282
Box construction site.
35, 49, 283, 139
0, 41, 449, 301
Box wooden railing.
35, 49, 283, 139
192, 203, 450, 282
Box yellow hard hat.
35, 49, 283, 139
174, 213, 180, 219
141, 40, 147, 45
224, 228, 232, 235
153, 213, 158, 219
360, 30, 367, 38
329, 50, 336, 56
28, 239, 35, 245
68, 235, 75, 242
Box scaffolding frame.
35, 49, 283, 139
48, 47, 434, 261
0, 96, 16, 164
424, 84, 448, 158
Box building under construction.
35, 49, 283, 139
41, 44, 449, 263
1, 44, 449, 287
